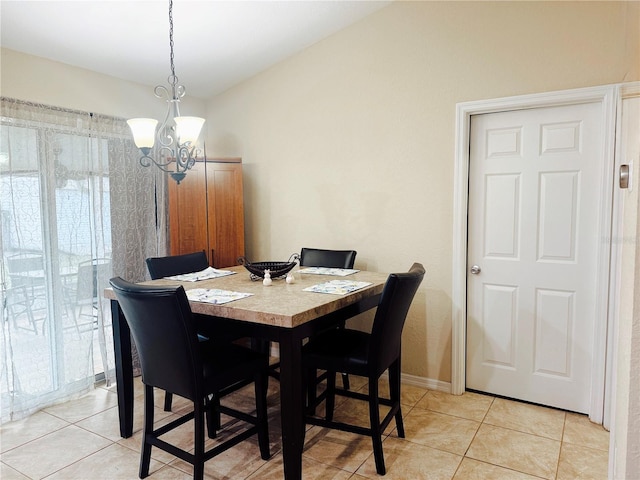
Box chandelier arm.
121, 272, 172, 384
156, 107, 177, 148
154, 84, 170, 100
140, 156, 174, 173
139, 147, 174, 172
151, 82, 172, 146
139, 144, 198, 173
176, 144, 196, 170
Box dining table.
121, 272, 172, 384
105, 264, 388, 480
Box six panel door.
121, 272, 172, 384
466, 102, 603, 413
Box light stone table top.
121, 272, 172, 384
105, 265, 389, 329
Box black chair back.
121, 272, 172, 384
299, 248, 357, 269
370, 262, 425, 375
109, 277, 201, 401
145, 250, 209, 279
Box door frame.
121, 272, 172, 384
451, 84, 618, 423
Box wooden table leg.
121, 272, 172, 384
111, 300, 134, 438
278, 332, 304, 480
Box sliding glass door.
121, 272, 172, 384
1, 106, 112, 422
1, 98, 167, 423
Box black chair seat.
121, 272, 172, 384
304, 328, 370, 375
200, 342, 266, 390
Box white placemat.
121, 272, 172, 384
186, 288, 253, 304
165, 266, 235, 282
303, 280, 372, 295
298, 267, 359, 276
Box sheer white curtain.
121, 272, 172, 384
0, 98, 167, 423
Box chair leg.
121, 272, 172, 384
337, 320, 350, 390
389, 359, 405, 438
163, 391, 173, 411
369, 379, 386, 475
255, 370, 271, 460
307, 368, 318, 415
394, 406, 405, 439
341, 372, 350, 390
205, 395, 217, 439
139, 385, 154, 479
193, 400, 206, 480
325, 372, 337, 422
204, 393, 222, 437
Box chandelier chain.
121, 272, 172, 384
168, 0, 176, 82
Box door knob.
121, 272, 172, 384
470, 265, 481, 275
620, 164, 630, 189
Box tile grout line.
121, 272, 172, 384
40, 443, 115, 480
554, 411, 568, 480
0, 411, 72, 455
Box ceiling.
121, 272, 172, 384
1, 0, 391, 99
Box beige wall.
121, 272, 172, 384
0, 48, 206, 121
204, 1, 639, 382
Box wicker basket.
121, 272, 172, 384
238, 254, 299, 280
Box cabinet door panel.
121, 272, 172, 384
206, 163, 245, 268
168, 162, 208, 258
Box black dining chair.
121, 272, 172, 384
300, 247, 357, 390
265, 248, 357, 385
145, 250, 209, 279
299, 248, 357, 270
109, 277, 270, 480
145, 251, 211, 412
303, 263, 425, 476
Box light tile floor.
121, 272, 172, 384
1, 376, 610, 479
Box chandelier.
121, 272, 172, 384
127, 0, 205, 184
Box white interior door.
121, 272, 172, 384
466, 102, 604, 413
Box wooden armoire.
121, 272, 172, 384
168, 158, 245, 268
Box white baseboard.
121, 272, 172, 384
400, 372, 452, 394
271, 343, 452, 394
